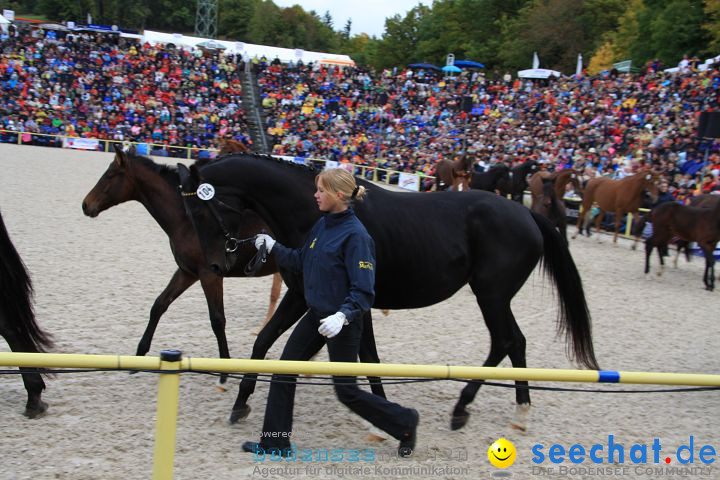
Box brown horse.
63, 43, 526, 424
529, 169, 583, 241
218, 138, 251, 155
644, 196, 720, 290
434, 155, 474, 191
574, 170, 660, 246
81, 145, 282, 387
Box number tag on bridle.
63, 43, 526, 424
197, 183, 215, 201
645, 174, 651, 180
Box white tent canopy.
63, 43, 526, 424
142, 30, 355, 66
517, 68, 561, 79
0, 14, 10, 34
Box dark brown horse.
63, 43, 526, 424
645, 194, 720, 290
574, 170, 660, 246
0, 208, 53, 417
469, 164, 511, 193
81, 145, 282, 386
495, 160, 539, 202
529, 169, 583, 241
434, 155, 474, 191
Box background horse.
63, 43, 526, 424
645, 196, 720, 290
468, 163, 511, 193
434, 155, 473, 191
218, 138, 251, 155
81, 146, 283, 386
528, 169, 583, 241
574, 170, 660, 246
495, 160, 539, 202
0, 208, 53, 417
179, 153, 598, 431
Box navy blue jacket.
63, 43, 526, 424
272, 208, 375, 323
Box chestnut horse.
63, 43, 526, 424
644, 195, 720, 290
529, 169, 583, 241
574, 170, 660, 246
0, 208, 53, 417
218, 138, 251, 155
434, 155, 474, 191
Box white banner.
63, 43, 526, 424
63, 137, 99, 150
398, 172, 420, 192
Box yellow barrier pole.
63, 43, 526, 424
2, 352, 720, 387
625, 212, 633, 237
152, 350, 182, 480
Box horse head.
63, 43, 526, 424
640, 168, 661, 204
178, 162, 268, 276
82, 144, 139, 217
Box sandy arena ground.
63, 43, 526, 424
0, 143, 718, 480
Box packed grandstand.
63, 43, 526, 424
1, 21, 719, 198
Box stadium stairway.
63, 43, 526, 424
241, 63, 271, 154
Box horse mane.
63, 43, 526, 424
0, 210, 52, 351
123, 151, 182, 187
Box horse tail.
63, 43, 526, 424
0, 210, 53, 352
530, 210, 599, 370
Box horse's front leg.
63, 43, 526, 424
255, 272, 283, 335
198, 272, 230, 387
137, 268, 197, 357
230, 289, 307, 424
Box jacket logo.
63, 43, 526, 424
309, 238, 317, 249
358, 261, 374, 270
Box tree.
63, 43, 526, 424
342, 18, 352, 41
705, 0, 720, 53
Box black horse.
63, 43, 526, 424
179, 153, 598, 431
0, 209, 53, 418
496, 160, 539, 202
468, 164, 511, 193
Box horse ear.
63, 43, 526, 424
113, 143, 127, 166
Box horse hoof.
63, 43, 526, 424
215, 377, 228, 392
451, 412, 469, 430
510, 404, 530, 431
229, 405, 251, 424
24, 401, 48, 419
631, 244, 637, 251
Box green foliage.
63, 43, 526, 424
16, 0, 718, 73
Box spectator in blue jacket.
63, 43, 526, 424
243, 167, 419, 458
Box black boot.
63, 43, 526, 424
398, 409, 419, 457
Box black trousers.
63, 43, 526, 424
258, 309, 416, 449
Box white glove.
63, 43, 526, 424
318, 312, 347, 338
254, 234, 275, 253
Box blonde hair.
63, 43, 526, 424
316, 168, 367, 203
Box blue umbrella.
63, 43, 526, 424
408, 63, 441, 71
454, 60, 485, 69
442, 65, 462, 73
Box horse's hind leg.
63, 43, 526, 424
0, 323, 46, 418
19, 367, 47, 418
451, 296, 527, 431
137, 269, 197, 357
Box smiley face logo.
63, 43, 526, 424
488, 438, 516, 468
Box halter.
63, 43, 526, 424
177, 165, 268, 276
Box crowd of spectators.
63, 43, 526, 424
0, 24, 252, 157
256, 57, 720, 198
1, 22, 720, 199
